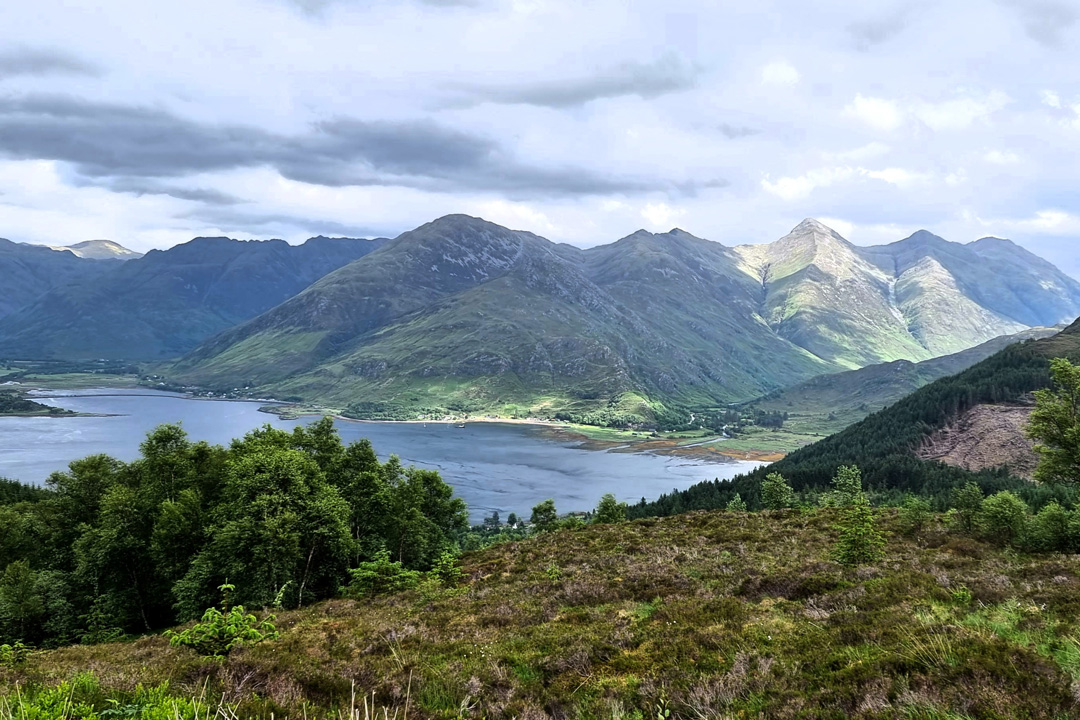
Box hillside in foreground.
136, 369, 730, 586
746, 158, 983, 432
6, 510, 1080, 720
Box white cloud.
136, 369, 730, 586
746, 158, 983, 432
1042, 89, 1063, 108
826, 142, 891, 162
912, 91, 1010, 131
945, 169, 968, 186
761, 167, 857, 201
760, 60, 800, 87
762, 165, 931, 200
983, 149, 1020, 165
640, 202, 685, 228
843, 94, 904, 131
866, 167, 929, 187
816, 216, 854, 238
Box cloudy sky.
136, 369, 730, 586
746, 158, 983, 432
2, 0, 1079, 274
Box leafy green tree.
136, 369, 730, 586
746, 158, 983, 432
951, 482, 984, 533
73, 483, 163, 631
385, 465, 468, 569
531, 499, 558, 532
977, 491, 1029, 546
181, 440, 352, 610
1028, 358, 1080, 484
725, 493, 747, 512
898, 495, 932, 536
1025, 500, 1073, 552
761, 472, 796, 510
833, 494, 885, 566
0, 561, 43, 642
593, 493, 627, 524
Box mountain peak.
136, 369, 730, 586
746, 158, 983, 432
419, 214, 508, 234
900, 230, 950, 246
972, 236, 1017, 247
792, 218, 834, 234
44, 239, 142, 260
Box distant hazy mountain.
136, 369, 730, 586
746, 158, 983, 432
0, 238, 116, 321
47, 240, 143, 261
0, 235, 386, 360
163, 215, 1080, 415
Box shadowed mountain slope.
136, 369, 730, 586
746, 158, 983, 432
0, 239, 119, 321
0, 235, 386, 360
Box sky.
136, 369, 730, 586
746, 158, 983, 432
1, 0, 1079, 275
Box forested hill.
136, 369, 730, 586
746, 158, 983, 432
633, 318, 1080, 517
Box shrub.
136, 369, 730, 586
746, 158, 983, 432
0, 641, 30, 668
593, 493, 628, 524
898, 494, 932, 536
429, 550, 463, 589
761, 472, 796, 510
164, 583, 278, 658
977, 491, 1029, 546
346, 550, 422, 598
951, 586, 973, 605
833, 495, 885, 566
559, 516, 586, 531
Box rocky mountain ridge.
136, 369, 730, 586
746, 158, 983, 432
162, 214, 1080, 415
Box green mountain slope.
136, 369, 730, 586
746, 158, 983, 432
736, 222, 1037, 367
0, 238, 117, 321
165, 215, 1080, 417
636, 319, 1080, 517
0, 235, 386, 360
865, 231, 1080, 328
171, 216, 832, 411
753, 326, 1062, 435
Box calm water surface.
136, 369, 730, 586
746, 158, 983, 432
0, 389, 762, 520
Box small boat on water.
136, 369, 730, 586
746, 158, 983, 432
456, 422, 466, 428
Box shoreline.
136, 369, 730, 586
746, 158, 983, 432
21, 380, 785, 464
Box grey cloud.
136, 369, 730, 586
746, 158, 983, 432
0, 95, 664, 198
0, 49, 99, 79
447, 53, 698, 109
718, 123, 759, 139
1001, 0, 1078, 45
189, 206, 387, 237
847, 11, 909, 50
102, 180, 245, 206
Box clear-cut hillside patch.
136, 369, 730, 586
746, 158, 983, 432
917, 402, 1038, 479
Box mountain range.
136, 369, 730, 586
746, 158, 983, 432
0, 238, 134, 321
157, 215, 1080, 416
0, 236, 386, 361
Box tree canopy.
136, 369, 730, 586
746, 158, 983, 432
0, 419, 467, 646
